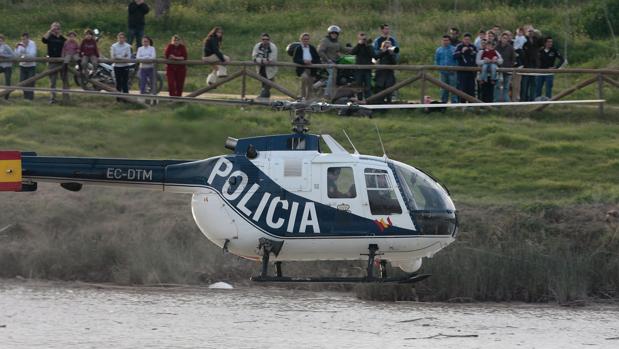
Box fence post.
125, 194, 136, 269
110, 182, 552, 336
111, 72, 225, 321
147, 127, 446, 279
597, 73, 604, 117
241, 66, 247, 99
420, 70, 426, 104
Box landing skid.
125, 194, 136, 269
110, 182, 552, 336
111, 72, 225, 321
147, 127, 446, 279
251, 241, 431, 284
251, 274, 431, 284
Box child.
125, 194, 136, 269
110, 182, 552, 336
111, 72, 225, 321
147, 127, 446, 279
79, 29, 99, 75
477, 40, 503, 84
62, 31, 80, 65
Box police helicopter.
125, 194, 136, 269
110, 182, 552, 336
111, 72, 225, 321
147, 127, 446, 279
0, 93, 605, 284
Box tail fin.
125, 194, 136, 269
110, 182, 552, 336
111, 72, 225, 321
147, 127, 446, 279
0, 151, 22, 191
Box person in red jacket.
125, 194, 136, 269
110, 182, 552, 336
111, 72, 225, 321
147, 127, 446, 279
164, 34, 187, 97
80, 30, 99, 71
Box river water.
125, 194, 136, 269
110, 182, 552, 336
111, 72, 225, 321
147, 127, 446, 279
0, 280, 617, 349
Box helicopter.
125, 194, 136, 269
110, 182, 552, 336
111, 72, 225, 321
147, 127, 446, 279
0, 96, 605, 284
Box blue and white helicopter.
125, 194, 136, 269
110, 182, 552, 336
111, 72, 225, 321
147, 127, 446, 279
1, 97, 603, 283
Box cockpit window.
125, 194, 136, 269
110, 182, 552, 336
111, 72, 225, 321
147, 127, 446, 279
393, 163, 454, 211
364, 168, 402, 215
327, 167, 356, 198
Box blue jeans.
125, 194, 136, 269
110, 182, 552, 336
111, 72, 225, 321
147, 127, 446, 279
138, 67, 156, 94
324, 67, 334, 97
355, 70, 372, 100
439, 71, 458, 103
535, 75, 554, 99
494, 73, 512, 102
520, 75, 536, 101
480, 63, 497, 82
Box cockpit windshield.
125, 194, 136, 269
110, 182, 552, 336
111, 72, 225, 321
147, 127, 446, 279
392, 161, 457, 236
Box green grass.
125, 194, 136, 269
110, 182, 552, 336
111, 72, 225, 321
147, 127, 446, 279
2, 102, 617, 206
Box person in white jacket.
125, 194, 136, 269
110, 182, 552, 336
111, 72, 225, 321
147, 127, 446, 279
15, 32, 37, 100
110, 32, 132, 98
251, 33, 278, 98
136, 36, 156, 96
0, 34, 16, 100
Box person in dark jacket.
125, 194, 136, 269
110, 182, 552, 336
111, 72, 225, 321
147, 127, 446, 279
128, 0, 149, 49
535, 36, 564, 99
520, 28, 542, 101
351, 32, 374, 100
453, 33, 477, 102
495, 31, 516, 101
293, 33, 321, 99
374, 40, 398, 103
203, 26, 231, 85
42, 22, 68, 104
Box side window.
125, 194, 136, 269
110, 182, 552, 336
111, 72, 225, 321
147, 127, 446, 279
365, 168, 402, 215
327, 167, 356, 198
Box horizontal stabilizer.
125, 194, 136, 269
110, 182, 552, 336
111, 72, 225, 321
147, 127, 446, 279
0, 151, 22, 191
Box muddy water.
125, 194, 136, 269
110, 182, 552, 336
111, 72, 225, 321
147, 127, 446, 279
0, 280, 617, 348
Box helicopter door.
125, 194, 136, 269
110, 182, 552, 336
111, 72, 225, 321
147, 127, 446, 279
321, 165, 364, 234
363, 168, 403, 217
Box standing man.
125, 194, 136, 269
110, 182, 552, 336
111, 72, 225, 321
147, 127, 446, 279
42, 22, 67, 104
252, 33, 278, 99
128, 0, 149, 49
453, 33, 477, 102
520, 28, 542, 101
536, 36, 564, 99
495, 31, 516, 102
373, 24, 400, 59
15, 32, 37, 100
0, 34, 15, 100
435, 35, 458, 104
350, 32, 374, 101
318, 25, 350, 99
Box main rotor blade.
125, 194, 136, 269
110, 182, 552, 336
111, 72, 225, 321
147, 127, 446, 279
358, 99, 606, 109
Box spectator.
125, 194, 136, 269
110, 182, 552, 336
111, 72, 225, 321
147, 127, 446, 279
449, 27, 461, 46
318, 25, 350, 99
520, 28, 542, 101
474, 30, 486, 50
15, 32, 37, 100
434, 34, 458, 104
203, 26, 231, 85
350, 31, 374, 101
536, 36, 564, 99
512, 26, 527, 101
79, 29, 99, 83
476, 40, 503, 102
495, 32, 516, 102
251, 33, 278, 98
373, 24, 400, 59
453, 33, 477, 102
62, 31, 80, 65
0, 34, 15, 100
110, 32, 132, 100
292, 32, 320, 100
136, 36, 156, 99
128, 0, 149, 49
486, 31, 498, 45
42, 22, 67, 104
164, 34, 187, 97
374, 40, 398, 103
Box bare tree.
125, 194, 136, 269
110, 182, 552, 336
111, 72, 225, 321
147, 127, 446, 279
155, 0, 171, 18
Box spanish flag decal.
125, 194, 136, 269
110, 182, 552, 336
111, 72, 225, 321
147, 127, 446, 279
374, 217, 393, 232
0, 151, 22, 191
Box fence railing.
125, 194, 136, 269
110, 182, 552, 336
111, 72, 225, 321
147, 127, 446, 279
0, 57, 617, 115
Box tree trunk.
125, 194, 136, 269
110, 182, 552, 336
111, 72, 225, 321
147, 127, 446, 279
155, 0, 171, 18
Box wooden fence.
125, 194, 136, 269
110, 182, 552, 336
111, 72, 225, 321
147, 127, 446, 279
0, 57, 617, 115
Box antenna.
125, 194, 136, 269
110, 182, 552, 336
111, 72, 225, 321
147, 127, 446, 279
342, 130, 359, 155
374, 124, 388, 159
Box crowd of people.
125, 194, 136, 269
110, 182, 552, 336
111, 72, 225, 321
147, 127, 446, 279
0, 0, 566, 105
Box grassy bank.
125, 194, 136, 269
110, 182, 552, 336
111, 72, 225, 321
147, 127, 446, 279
1, 102, 618, 303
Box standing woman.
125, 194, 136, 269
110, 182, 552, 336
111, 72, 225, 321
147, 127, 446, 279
202, 26, 230, 85
136, 36, 156, 97
110, 32, 132, 99
164, 34, 187, 97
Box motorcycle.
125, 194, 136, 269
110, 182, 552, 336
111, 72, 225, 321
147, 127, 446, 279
74, 29, 164, 94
